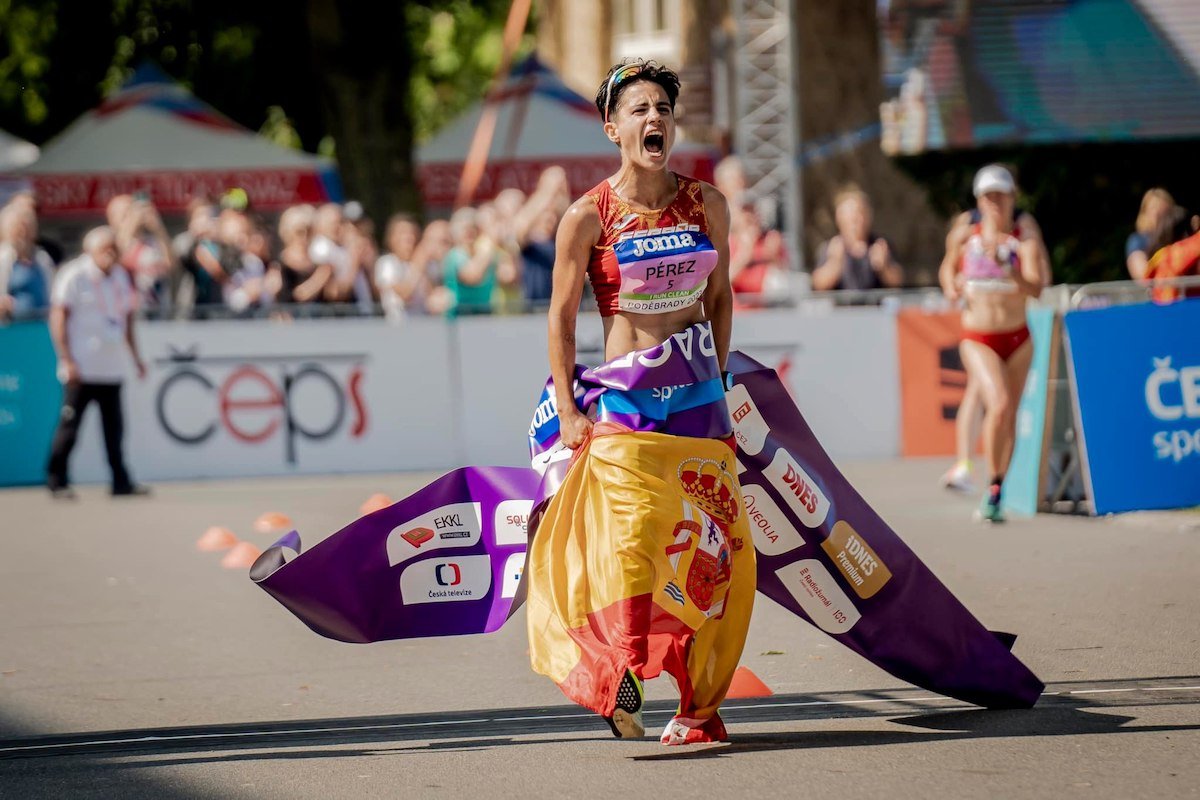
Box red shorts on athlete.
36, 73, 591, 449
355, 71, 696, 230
962, 325, 1031, 362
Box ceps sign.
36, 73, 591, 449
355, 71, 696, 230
154, 348, 368, 464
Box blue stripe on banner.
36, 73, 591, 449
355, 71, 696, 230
596, 379, 725, 422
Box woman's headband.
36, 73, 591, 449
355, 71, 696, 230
603, 63, 644, 123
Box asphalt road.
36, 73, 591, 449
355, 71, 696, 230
1, 460, 1197, 799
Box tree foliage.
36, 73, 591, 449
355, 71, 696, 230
0, 0, 525, 221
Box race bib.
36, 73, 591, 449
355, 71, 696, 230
614, 224, 719, 314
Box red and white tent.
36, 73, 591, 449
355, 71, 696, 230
19, 65, 341, 218
0, 128, 38, 172
417, 56, 714, 208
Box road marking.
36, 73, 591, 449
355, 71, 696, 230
3, 682, 1198, 759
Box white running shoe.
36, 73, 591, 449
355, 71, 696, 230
940, 462, 975, 493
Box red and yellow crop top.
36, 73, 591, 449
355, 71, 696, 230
586, 174, 719, 317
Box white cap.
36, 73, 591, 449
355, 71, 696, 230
973, 165, 1016, 197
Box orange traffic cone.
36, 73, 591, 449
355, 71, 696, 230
359, 493, 393, 516
221, 541, 263, 569
254, 512, 293, 534
196, 526, 238, 552
726, 666, 773, 698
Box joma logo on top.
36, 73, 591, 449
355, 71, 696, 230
631, 232, 697, 259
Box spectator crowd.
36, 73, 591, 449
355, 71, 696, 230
4, 158, 1198, 324
0, 160, 801, 323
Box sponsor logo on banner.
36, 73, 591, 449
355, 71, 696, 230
725, 383, 769, 455
607, 324, 717, 371
501, 552, 525, 599
400, 527, 434, 548
494, 499, 534, 546
775, 560, 861, 634
820, 520, 892, 599
386, 502, 482, 566
741, 483, 804, 556
400, 555, 492, 604
1146, 357, 1200, 463
763, 450, 830, 529
528, 393, 558, 440
677, 457, 740, 523
154, 348, 368, 465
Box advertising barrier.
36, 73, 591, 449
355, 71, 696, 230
2, 307, 904, 486
1002, 308, 1058, 517
0, 322, 62, 486
896, 309, 965, 457
1064, 299, 1200, 514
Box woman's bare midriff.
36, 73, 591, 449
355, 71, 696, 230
961, 289, 1027, 333
602, 304, 708, 360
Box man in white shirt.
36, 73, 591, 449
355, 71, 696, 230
46, 226, 149, 499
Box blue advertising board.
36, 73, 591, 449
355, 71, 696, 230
1002, 308, 1056, 517
0, 321, 61, 486
1064, 300, 1200, 514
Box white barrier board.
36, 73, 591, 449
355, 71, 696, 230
64, 307, 901, 483
70, 318, 457, 482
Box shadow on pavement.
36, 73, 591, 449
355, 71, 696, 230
631, 697, 1198, 762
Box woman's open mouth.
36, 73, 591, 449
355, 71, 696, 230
644, 132, 665, 156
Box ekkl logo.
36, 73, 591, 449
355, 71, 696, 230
435, 563, 462, 587
401, 527, 434, 548
154, 347, 368, 465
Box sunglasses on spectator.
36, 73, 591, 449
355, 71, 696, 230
603, 64, 643, 123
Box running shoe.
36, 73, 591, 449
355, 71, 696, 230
940, 461, 975, 493
660, 712, 728, 745
976, 484, 1005, 524
604, 670, 644, 739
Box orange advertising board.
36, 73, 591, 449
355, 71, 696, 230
896, 309, 966, 457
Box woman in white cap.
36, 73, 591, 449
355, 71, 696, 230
938, 165, 1049, 522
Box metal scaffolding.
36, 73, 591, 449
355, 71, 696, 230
732, 0, 804, 270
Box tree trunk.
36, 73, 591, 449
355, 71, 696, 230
796, 0, 946, 281
306, 0, 422, 225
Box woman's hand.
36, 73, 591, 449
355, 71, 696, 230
558, 407, 594, 449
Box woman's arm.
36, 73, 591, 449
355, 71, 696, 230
810, 236, 846, 291
294, 263, 333, 303
701, 183, 734, 371
1127, 250, 1149, 281
939, 213, 970, 301
547, 197, 602, 449
1016, 213, 1050, 299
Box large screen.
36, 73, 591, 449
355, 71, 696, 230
878, 0, 1200, 154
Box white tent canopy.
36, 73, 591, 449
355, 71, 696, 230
20, 64, 341, 217
0, 128, 39, 172
418, 56, 713, 207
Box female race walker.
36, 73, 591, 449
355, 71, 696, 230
526, 60, 756, 745
939, 165, 1049, 523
